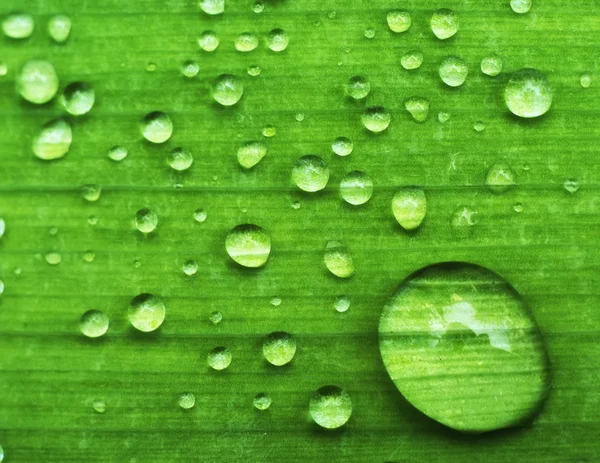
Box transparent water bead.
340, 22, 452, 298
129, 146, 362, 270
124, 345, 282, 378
510, 0, 532, 14
45, 252, 62, 265
474, 120, 486, 132
404, 97, 430, 122
387, 10, 411, 33
79, 310, 109, 338
211, 74, 244, 106
209, 311, 223, 325
504, 68, 553, 118
2, 13, 34, 39
324, 241, 355, 279
439, 56, 469, 87
181, 60, 200, 77
339, 171, 373, 205
392, 188, 427, 230
32, 119, 72, 160
128, 293, 166, 332
485, 162, 517, 193
363, 28, 375, 39
81, 184, 102, 202
270, 296, 282, 306
61, 82, 95, 116
198, 30, 220, 52
247, 65, 262, 77
334, 296, 350, 313
332, 137, 353, 156
183, 259, 199, 276
225, 224, 271, 268
309, 386, 353, 429
235, 32, 259, 52
401, 50, 423, 70
262, 331, 296, 366
134, 208, 158, 234
346, 76, 370, 100
261, 124, 276, 137
379, 262, 550, 432
253, 393, 272, 410
481, 54, 503, 77
178, 392, 196, 409
430, 9, 458, 40
580, 73, 592, 89
267, 28, 289, 52
563, 179, 580, 194
199, 0, 224, 15
167, 147, 193, 171
361, 106, 391, 133
208, 346, 232, 370
194, 208, 207, 223
48, 14, 71, 43
93, 399, 106, 413
141, 111, 173, 143
17, 60, 59, 104
108, 145, 128, 161
292, 155, 329, 192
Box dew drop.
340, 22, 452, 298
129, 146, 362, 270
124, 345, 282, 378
387, 10, 411, 33
580, 73, 592, 89
563, 179, 580, 194
504, 69, 553, 118
263, 331, 296, 366
292, 155, 329, 192
392, 188, 427, 230
198, 30, 220, 52
430, 9, 458, 40
81, 184, 102, 202
334, 296, 350, 313
404, 97, 430, 122
83, 251, 95, 262
141, 111, 173, 143
79, 310, 109, 338
235, 32, 259, 52
93, 399, 106, 413
513, 203, 524, 213
208, 346, 232, 370
145, 62, 157, 73
267, 28, 289, 52
361, 106, 391, 133
225, 224, 271, 268
2, 13, 34, 39
88, 215, 98, 226
262, 124, 276, 138
485, 162, 517, 193
199, 0, 224, 15
346, 76, 370, 100
194, 208, 207, 223
363, 28, 375, 39
295, 112, 305, 122
247, 65, 262, 77
481, 54, 503, 77
17, 60, 59, 104
401, 50, 423, 70
45, 251, 62, 265
32, 119, 72, 160
108, 145, 128, 161
324, 241, 354, 279
134, 208, 158, 234
181, 60, 199, 78
48, 14, 71, 43
237, 141, 267, 169
291, 200, 301, 210
474, 120, 486, 132
510, 0, 532, 14
438, 112, 450, 123
183, 259, 199, 276
253, 393, 272, 410
340, 171, 373, 206
128, 293, 166, 332
309, 386, 353, 429
167, 147, 193, 171
379, 262, 550, 432
211, 74, 244, 106
253, 2, 264, 13
178, 392, 196, 409
439, 56, 469, 87
270, 296, 282, 307
209, 311, 223, 325
332, 137, 353, 157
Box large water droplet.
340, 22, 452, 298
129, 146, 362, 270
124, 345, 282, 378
141, 111, 173, 143
178, 392, 196, 409
253, 393, 272, 410
292, 155, 329, 192
361, 106, 391, 133
485, 162, 517, 193
379, 262, 550, 432
262, 331, 296, 366
198, 30, 220, 52
346, 76, 370, 100
48, 14, 71, 43
324, 241, 354, 279
267, 28, 289, 52
404, 97, 430, 122
212, 74, 244, 106
439, 56, 469, 87
208, 346, 232, 370
339, 171, 373, 205
392, 188, 427, 230
17, 60, 59, 104
235, 32, 259, 52
2, 13, 34, 39
237, 141, 267, 168
309, 386, 353, 429
167, 147, 193, 171
504, 68, 553, 118
61, 82, 95, 116
510, 0, 532, 14
199, 0, 224, 15
128, 293, 166, 332
430, 9, 458, 40
387, 10, 411, 33
225, 224, 271, 268
32, 119, 72, 160
79, 310, 109, 338
135, 208, 158, 234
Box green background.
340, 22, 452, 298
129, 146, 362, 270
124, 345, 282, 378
1, 0, 599, 461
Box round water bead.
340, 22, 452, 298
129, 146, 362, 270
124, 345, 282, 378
141, 111, 173, 143
32, 119, 72, 160
237, 141, 267, 169
208, 346, 232, 370
235, 32, 259, 52
178, 392, 196, 409
2, 13, 34, 39
504, 68, 553, 118
392, 188, 427, 230
128, 293, 166, 332
510, 0, 532, 14
485, 162, 517, 194
134, 208, 158, 234
401, 50, 423, 70
430, 9, 458, 40
48, 14, 71, 43
387, 10, 411, 33
200, 0, 224, 15
580, 73, 592, 89
183, 259, 199, 276
439, 56, 469, 87
263, 331, 296, 366
253, 393, 272, 410
267, 28, 289, 52
17, 60, 59, 104
79, 310, 109, 338
292, 155, 329, 192
481, 54, 503, 77
181, 60, 200, 77
211, 74, 244, 106
81, 184, 102, 202
45, 252, 62, 265
309, 386, 353, 429
209, 311, 223, 325
194, 208, 207, 223
332, 137, 353, 156
108, 145, 128, 161
198, 30, 220, 52
61, 82, 95, 115
334, 296, 350, 313
324, 241, 354, 279
225, 224, 271, 268
339, 171, 373, 205
167, 147, 193, 171
404, 97, 430, 122
361, 106, 391, 133
346, 76, 370, 100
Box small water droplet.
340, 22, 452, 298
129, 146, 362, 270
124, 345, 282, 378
309, 386, 353, 429
128, 293, 166, 332
291, 200, 301, 210
430, 9, 458, 40
253, 2, 264, 13
270, 296, 282, 306
235, 32, 259, 52
263, 332, 296, 366
48, 14, 71, 43
580, 73, 592, 89
93, 399, 106, 414
88, 215, 98, 226
32, 119, 72, 161
17, 60, 59, 104
183, 259, 198, 276
253, 393, 272, 410
181, 60, 199, 78
194, 208, 207, 223
225, 224, 271, 268
209, 311, 223, 325
141, 111, 173, 143
438, 112, 450, 123
340, 171, 373, 205
563, 179, 580, 194
45, 251, 62, 265
266, 28, 289, 52
2, 13, 34, 39
262, 124, 276, 138
387, 10, 411, 33
145, 62, 157, 73
247, 65, 262, 77
167, 147, 193, 171
346, 76, 370, 100
49, 226, 58, 236
135, 208, 158, 234
237, 141, 267, 169
81, 184, 102, 202
212, 74, 244, 106
83, 251, 95, 262
332, 137, 353, 157
439, 56, 469, 87
198, 30, 219, 52
178, 392, 196, 409
504, 69, 553, 118
481, 54, 503, 77
486, 162, 517, 193
392, 188, 427, 230
334, 296, 350, 313
324, 241, 354, 279
401, 50, 423, 70
295, 112, 305, 122
292, 155, 329, 192
79, 310, 109, 338
61, 82, 95, 115
108, 145, 128, 161
199, 0, 224, 15
208, 346, 232, 370
14, 268, 22, 276
513, 202, 524, 213
510, 0, 532, 14
364, 28, 375, 39
404, 97, 430, 122
361, 106, 391, 133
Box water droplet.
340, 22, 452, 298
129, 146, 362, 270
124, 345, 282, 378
387, 10, 411, 33
327, 11, 337, 19
17, 60, 59, 104
209, 311, 223, 325
379, 262, 550, 432
208, 346, 232, 370
324, 241, 354, 279
128, 293, 166, 332
404, 97, 430, 122
481, 54, 503, 77
332, 137, 353, 157
346, 76, 370, 100
513, 203, 524, 213
49, 226, 58, 236
291, 200, 301, 210
178, 392, 196, 409
235, 32, 259, 52
392, 188, 427, 230
93, 399, 106, 413
563, 179, 580, 194
167, 147, 193, 171
580, 73, 592, 89
295, 112, 305, 122
81, 184, 101, 202
211, 74, 244, 106
340, 171, 373, 206
145, 62, 157, 73
510, 0, 532, 14
292, 155, 329, 192
430, 9, 458, 40
183, 259, 199, 276
198, 30, 219, 52
108, 145, 128, 161
88, 215, 98, 226
334, 296, 350, 313
48, 14, 71, 43
2, 13, 34, 39
0, 279, 5, 296
486, 162, 517, 193
247, 65, 262, 77
263, 331, 296, 366
0, 62, 7, 76
439, 56, 469, 87
309, 386, 353, 429
266, 28, 289, 52
364, 28, 375, 39
438, 112, 450, 123
237, 141, 267, 169
79, 310, 109, 338
451, 206, 478, 233
253, 393, 272, 410
141, 111, 173, 143
504, 68, 553, 118
400, 50, 423, 70
32, 119, 72, 161
181, 60, 199, 78
361, 106, 391, 133
45, 251, 62, 265
199, 0, 224, 15
225, 224, 271, 268
134, 208, 158, 234
0, 218, 5, 239
133, 259, 142, 269
474, 120, 486, 132
270, 296, 282, 306
83, 251, 95, 262
194, 208, 207, 223
253, 2, 264, 13
262, 124, 276, 138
